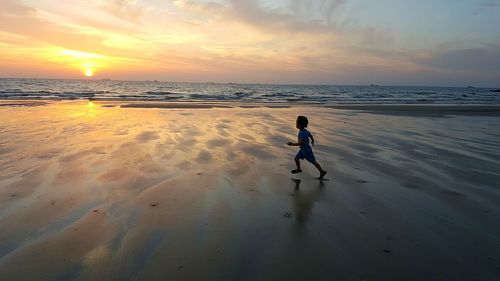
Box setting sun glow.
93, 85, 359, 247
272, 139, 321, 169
84, 67, 94, 77
58, 49, 105, 77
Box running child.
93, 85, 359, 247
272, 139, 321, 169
287, 115, 327, 179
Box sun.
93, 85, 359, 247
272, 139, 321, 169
82, 63, 95, 77
84, 68, 94, 77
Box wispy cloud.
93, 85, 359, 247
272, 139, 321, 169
412, 43, 500, 72
473, 0, 500, 14
174, 0, 350, 34
0, 0, 36, 15
98, 0, 150, 22
479, 0, 500, 7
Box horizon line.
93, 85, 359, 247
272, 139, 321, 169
0, 77, 498, 89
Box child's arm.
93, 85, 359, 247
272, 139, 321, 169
309, 133, 315, 147
287, 139, 304, 146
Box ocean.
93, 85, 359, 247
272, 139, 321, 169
0, 78, 499, 104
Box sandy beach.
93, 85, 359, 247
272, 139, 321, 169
0, 100, 499, 281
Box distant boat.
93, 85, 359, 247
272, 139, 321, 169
491, 89, 500, 92
467, 85, 475, 88
369, 84, 379, 87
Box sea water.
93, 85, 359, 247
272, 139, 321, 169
0, 78, 498, 104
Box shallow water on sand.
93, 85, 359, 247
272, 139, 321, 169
0, 101, 499, 280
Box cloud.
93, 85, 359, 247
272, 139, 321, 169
174, 0, 349, 34
0, 0, 36, 16
473, 0, 500, 14
0, 6, 106, 54
171, 0, 395, 51
0, 0, 157, 76
412, 43, 500, 72
479, 0, 500, 7
290, 0, 346, 24
0, 0, 162, 56
98, 0, 150, 22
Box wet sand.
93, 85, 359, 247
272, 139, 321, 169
0, 101, 499, 280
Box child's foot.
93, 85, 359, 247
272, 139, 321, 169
291, 169, 302, 174
319, 170, 327, 179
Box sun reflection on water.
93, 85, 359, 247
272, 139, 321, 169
68, 101, 99, 118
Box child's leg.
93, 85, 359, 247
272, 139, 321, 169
292, 157, 302, 173
313, 161, 327, 179
313, 161, 324, 172
295, 157, 301, 170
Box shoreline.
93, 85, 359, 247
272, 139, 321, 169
2, 99, 500, 115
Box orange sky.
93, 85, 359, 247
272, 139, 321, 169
1, 0, 499, 86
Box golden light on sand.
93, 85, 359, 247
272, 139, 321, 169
69, 101, 99, 118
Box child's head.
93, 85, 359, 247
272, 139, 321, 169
296, 115, 308, 129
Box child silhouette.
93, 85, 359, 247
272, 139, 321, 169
287, 116, 327, 179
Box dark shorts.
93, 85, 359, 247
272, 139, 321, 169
296, 146, 316, 163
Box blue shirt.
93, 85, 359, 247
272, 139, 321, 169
298, 129, 311, 148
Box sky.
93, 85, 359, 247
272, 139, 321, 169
0, 0, 499, 86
